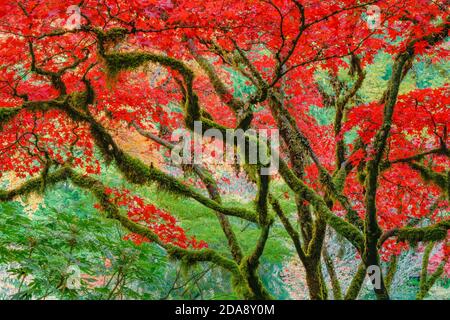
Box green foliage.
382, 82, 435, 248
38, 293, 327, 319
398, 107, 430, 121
308, 105, 334, 126
0, 107, 21, 130
0, 186, 168, 300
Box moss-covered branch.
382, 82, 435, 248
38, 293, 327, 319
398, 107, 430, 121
103, 51, 193, 84
385, 255, 398, 292
378, 219, 450, 246
188, 42, 244, 114
269, 195, 307, 262
278, 159, 365, 252
0, 107, 22, 129
322, 244, 343, 300
0, 167, 70, 201
397, 220, 450, 244
344, 262, 366, 300
269, 91, 363, 229
416, 242, 447, 300
0, 98, 67, 129
101, 50, 203, 130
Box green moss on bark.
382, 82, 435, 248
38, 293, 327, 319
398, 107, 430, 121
0, 107, 21, 129
397, 221, 450, 244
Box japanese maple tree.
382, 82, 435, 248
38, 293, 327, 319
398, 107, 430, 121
0, 0, 448, 300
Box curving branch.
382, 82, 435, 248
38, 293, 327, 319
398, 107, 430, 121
379, 219, 450, 247
416, 242, 448, 300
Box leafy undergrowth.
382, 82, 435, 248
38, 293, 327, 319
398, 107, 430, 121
1, 168, 447, 299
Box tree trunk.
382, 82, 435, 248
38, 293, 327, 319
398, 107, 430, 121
304, 262, 328, 300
